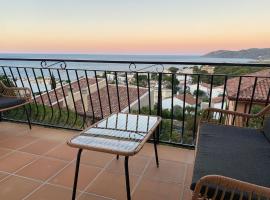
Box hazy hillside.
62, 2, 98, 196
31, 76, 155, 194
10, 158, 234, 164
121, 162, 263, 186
203, 48, 270, 59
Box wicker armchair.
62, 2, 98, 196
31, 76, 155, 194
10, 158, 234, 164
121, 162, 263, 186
0, 80, 32, 129
192, 105, 270, 200
193, 175, 270, 200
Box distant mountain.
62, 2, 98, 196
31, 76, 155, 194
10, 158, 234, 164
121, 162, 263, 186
203, 48, 270, 59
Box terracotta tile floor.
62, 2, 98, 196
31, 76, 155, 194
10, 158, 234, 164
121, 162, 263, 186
0, 122, 195, 200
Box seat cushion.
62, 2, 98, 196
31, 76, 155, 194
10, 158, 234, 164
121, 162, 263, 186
0, 96, 26, 109
191, 123, 270, 190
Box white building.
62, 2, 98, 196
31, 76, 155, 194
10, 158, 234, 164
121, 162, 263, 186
176, 75, 192, 84
188, 83, 210, 96
201, 96, 225, 110
106, 73, 131, 84
162, 94, 201, 110
188, 82, 224, 98
211, 85, 224, 98
179, 67, 193, 74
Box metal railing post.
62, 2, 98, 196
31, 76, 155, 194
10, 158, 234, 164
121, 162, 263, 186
156, 72, 162, 143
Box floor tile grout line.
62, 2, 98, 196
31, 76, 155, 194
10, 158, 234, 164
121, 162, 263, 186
21, 140, 81, 200
46, 182, 116, 200
130, 155, 153, 196
22, 142, 95, 199
0, 132, 41, 147
0, 140, 71, 188
45, 182, 77, 191
82, 190, 116, 200
0, 129, 30, 143
0, 170, 44, 184
12, 140, 69, 175
0, 140, 70, 163
0, 155, 53, 184
22, 149, 107, 200
0, 146, 193, 186
0, 125, 195, 199
78, 153, 153, 199
76, 155, 116, 199
0, 137, 44, 161
0, 143, 109, 195
180, 163, 189, 200
0, 138, 53, 184
22, 158, 76, 200
16, 137, 43, 151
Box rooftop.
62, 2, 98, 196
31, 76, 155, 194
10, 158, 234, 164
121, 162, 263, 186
226, 69, 270, 103
0, 122, 194, 200
175, 94, 201, 105
35, 77, 148, 119
76, 84, 148, 119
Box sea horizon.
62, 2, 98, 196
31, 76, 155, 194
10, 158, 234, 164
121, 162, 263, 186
0, 53, 254, 65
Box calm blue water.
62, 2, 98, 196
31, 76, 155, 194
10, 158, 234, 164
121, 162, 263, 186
0, 53, 255, 71
0, 53, 256, 93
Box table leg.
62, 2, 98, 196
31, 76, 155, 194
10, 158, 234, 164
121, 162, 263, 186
124, 156, 131, 200
153, 130, 159, 168
72, 148, 83, 200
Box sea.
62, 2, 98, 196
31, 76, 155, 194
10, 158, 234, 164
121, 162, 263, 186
0, 53, 255, 71
0, 53, 255, 93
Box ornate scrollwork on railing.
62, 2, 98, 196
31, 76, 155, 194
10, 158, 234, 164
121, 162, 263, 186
128, 63, 164, 73
128, 63, 138, 72
40, 60, 67, 69
151, 64, 165, 73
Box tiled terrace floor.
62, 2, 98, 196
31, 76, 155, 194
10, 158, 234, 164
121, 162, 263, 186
0, 122, 195, 200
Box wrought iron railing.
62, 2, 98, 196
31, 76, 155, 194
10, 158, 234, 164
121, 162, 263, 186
0, 58, 270, 148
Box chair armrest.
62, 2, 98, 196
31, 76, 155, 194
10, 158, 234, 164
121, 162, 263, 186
0, 81, 31, 100
201, 108, 256, 127
192, 175, 270, 200
202, 107, 254, 119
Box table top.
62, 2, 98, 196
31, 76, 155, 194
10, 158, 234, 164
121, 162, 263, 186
67, 113, 161, 156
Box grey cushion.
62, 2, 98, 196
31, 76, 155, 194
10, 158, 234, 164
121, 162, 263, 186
0, 96, 26, 109
191, 123, 270, 190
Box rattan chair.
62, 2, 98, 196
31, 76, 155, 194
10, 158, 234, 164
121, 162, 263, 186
192, 175, 270, 200
0, 80, 32, 129
192, 105, 270, 200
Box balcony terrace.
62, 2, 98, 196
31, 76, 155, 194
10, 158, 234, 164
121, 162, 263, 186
0, 58, 270, 199
0, 122, 194, 200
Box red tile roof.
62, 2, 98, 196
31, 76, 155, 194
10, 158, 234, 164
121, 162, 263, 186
226, 69, 270, 103
75, 85, 148, 118
35, 78, 97, 105
35, 77, 148, 119
175, 94, 201, 105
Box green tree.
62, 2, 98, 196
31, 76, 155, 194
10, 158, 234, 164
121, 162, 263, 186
173, 105, 183, 120
168, 67, 179, 73
192, 65, 266, 86
193, 89, 207, 97
50, 74, 56, 90
163, 74, 180, 93
132, 74, 148, 87
192, 66, 212, 84
151, 73, 158, 81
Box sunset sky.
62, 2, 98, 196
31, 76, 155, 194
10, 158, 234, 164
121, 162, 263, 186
1, 0, 270, 54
